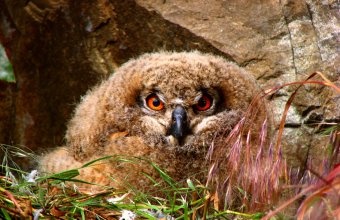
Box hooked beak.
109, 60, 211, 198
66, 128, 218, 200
168, 105, 189, 144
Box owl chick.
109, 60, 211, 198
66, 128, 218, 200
39, 51, 266, 194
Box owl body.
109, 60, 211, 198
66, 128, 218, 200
39, 51, 264, 193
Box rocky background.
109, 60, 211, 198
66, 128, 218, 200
0, 0, 339, 170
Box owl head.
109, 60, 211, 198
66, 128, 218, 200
67, 51, 262, 161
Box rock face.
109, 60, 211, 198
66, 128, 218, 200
0, 81, 15, 146
0, 0, 339, 171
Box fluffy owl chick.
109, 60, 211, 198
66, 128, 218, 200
39, 51, 265, 192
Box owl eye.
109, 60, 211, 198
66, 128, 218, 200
146, 94, 164, 111
194, 94, 212, 111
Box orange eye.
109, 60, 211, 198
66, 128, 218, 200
146, 94, 164, 111
195, 94, 212, 111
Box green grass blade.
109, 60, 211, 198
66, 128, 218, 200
149, 161, 177, 189
81, 156, 113, 168
1, 208, 11, 220
186, 179, 196, 191
80, 208, 85, 220
37, 169, 80, 181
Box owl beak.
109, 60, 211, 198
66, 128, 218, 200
169, 105, 189, 144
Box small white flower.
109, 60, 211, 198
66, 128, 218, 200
33, 208, 43, 220
142, 209, 175, 220
24, 170, 38, 183
106, 193, 130, 204
119, 209, 136, 220
72, 183, 79, 192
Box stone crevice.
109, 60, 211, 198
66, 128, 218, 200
280, 3, 298, 77
305, 2, 323, 61
239, 58, 264, 67
301, 105, 321, 117
91, 17, 112, 33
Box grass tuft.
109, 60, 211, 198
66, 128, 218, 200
1, 148, 261, 219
